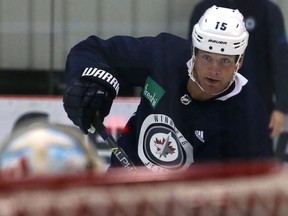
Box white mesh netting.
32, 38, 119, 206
0, 160, 287, 216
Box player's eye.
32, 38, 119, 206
220, 58, 232, 66
201, 55, 212, 62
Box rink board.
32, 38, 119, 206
0, 95, 140, 145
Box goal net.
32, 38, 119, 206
0, 159, 287, 216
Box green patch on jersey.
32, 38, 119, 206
143, 76, 165, 109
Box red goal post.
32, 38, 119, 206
0, 159, 287, 216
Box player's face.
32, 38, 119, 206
193, 50, 240, 95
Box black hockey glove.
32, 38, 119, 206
63, 67, 120, 134
63, 80, 113, 134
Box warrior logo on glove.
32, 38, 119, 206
82, 67, 120, 96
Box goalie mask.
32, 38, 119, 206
0, 123, 105, 178
189, 5, 249, 95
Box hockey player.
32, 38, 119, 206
187, 0, 288, 138
63, 5, 274, 172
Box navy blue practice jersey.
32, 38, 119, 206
65, 33, 274, 173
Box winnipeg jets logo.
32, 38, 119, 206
138, 114, 194, 173
245, 17, 256, 31
154, 132, 176, 158
150, 132, 178, 162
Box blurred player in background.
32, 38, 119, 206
188, 0, 288, 138
63, 5, 274, 173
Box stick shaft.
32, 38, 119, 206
91, 118, 137, 172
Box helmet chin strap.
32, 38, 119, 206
188, 50, 242, 96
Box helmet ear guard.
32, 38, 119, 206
192, 5, 249, 56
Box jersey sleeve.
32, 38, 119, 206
65, 35, 155, 87
267, 2, 288, 113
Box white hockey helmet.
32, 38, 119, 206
192, 5, 249, 55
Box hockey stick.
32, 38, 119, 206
88, 117, 137, 172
